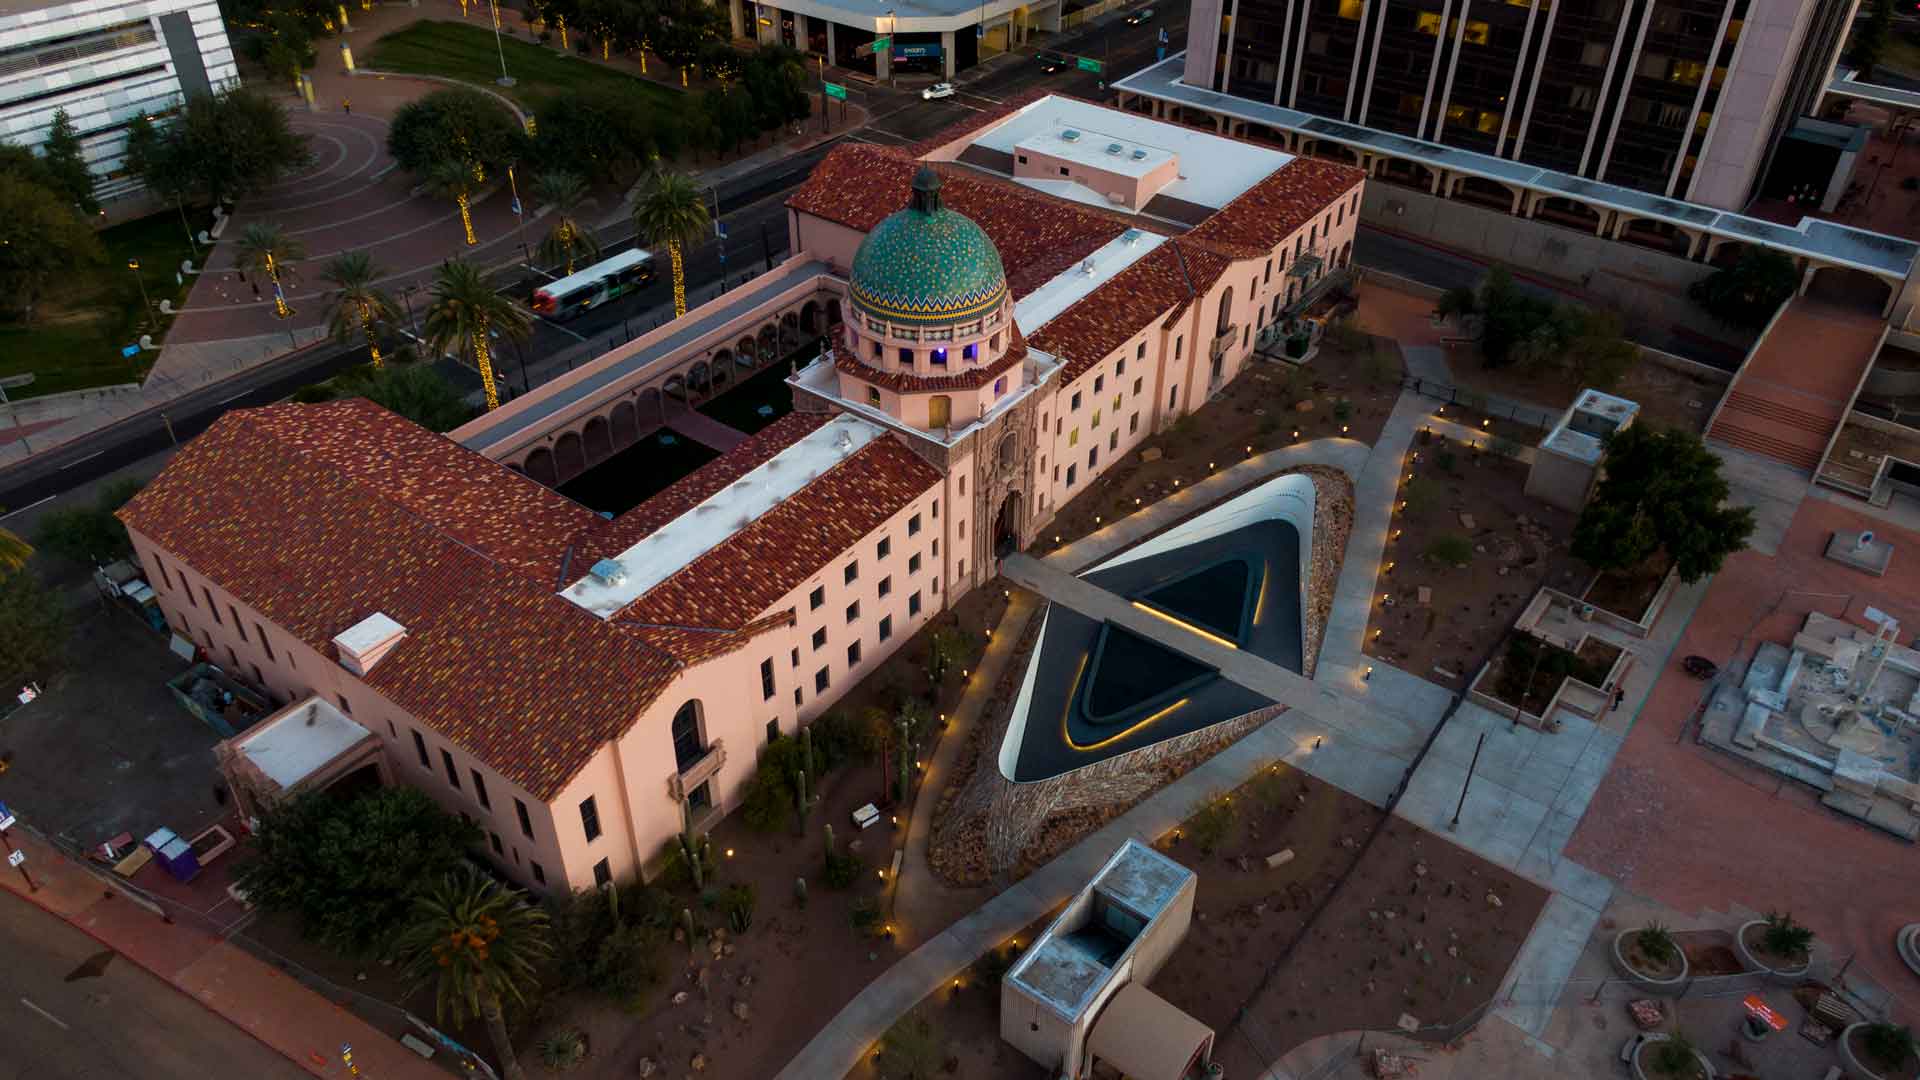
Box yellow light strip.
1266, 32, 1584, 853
1253, 565, 1269, 627
1068, 697, 1190, 751
1058, 651, 1089, 746
1131, 601, 1240, 650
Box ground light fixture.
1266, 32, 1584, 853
725, 848, 734, 857
1363, 666, 1374, 681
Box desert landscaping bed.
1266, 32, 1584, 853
1366, 442, 1585, 690
1444, 343, 1725, 435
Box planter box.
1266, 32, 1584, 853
1631, 1034, 1717, 1080
1899, 924, 1920, 979
1612, 929, 1690, 996
1734, 920, 1811, 984
1579, 568, 1681, 640
1840, 1022, 1920, 1080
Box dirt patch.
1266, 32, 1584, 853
1480, 634, 1617, 714
1585, 566, 1665, 624
1445, 343, 1724, 435
1365, 444, 1584, 690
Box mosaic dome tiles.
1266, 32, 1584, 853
848, 203, 1009, 328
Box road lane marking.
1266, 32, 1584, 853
57, 451, 103, 469
20, 998, 69, 1029
0, 496, 54, 520
217, 391, 251, 404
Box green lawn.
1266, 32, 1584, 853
365, 20, 682, 108
0, 208, 197, 398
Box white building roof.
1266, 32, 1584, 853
1015, 127, 1175, 179
972, 95, 1293, 210
560, 414, 887, 617
1015, 228, 1169, 333
235, 698, 372, 789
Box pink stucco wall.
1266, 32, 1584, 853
1012, 147, 1181, 211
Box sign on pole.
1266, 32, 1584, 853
0, 801, 15, 831
1076, 56, 1103, 73
7, 850, 23, 868
872, 35, 891, 51
824, 81, 847, 100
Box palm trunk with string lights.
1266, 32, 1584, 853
265, 252, 291, 318
561, 221, 576, 275
474, 317, 500, 409
668, 239, 686, 317
557, 15, 567, 49
458, 190, 476, 245
360, 301, 383, 367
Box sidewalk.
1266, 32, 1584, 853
0, 828, 444, 1079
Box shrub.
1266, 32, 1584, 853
1636, 922, 1677, 967
823, 850, 861, 889
1648, 1031, 1699, 1077
849, 896, 882, 933
1862, 1023, 1916, 1069
537, 1029, 588, 1070
656, 834, 714, 891
973, 941, 1023, 985
33, 476, 142, 564
876, 1015, 945, 1080
719, 883, 756, 934
1489, 435, 1523, 460
1186, 793, 1237, 855
1436, 449, 1457, 473
1251, 764, 1291, 809
1759, 910, 1813, 961
1426, 534, 1473, 566
548, 880, 670, 1006
810, 710, 875, 769
1332, 398, 1353, 422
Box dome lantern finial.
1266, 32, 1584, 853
910, 165, 942, 215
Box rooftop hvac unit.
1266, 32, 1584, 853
1106, 142, 1124, 155
589, 559, 627, 587
1061, 129, 1081, 141
1122, 228, 1142, 245
1131, 148, 1148, 160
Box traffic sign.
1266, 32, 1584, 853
8, 850, 24, 868
0, 800, 14, 831
121, 344, 140, 358
824, 81, 847, 100
1076, 56, 1102, 73
873, 35, 891, 51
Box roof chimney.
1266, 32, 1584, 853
333, 613, 407, 676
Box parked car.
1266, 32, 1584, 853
1125, 7, 1155, 24
922, 82, 956, 100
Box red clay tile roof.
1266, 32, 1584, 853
1027, 239, 1236, 382
118, 401, 677, 800
622, 433, 941, 629
1187, 156, 1366, 253
832, 325, 1029, 394
788, 143, 1130, 300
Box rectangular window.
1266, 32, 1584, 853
877, 537, 891, 560
1109, 431, 1118, 451
227, 646, 239, 667
933, 576, 941, 594
867, 386, 882, 407
878, 575, 892, 598
1089, 448, 1099, 469
1113, 394, 1122, 412
231, 608, 246, 642
1067, 464, 1078, 486
515, 798, 534, 839
847, 640, 862, 666
441, 750, 460, 788
1130, 412, 1140, 434
794, 686, 804, 707
812, 627, 827, 650
909, 591, 923, 616
933, 539, 939, 556
336, 694, 353, 716
930, 347, 948, 366
959, 520, 967, 540
183, 581, 196, 608
761, 658, 776, 700
994, 375, 1007, 397
933, 499, 939, 519
1118, 357, 1128, 375
1264, 259, 1273, 282
844, 561, 858, 585
908, 513, 922, 536
766, 718, 779, 744
1170, 387, 1179, 409
1175, 337, 1183, 360
815, 667, 830, 693
1071, 392, 1082, 410
1092, 409, 1101, 429
531, 861, 547, 885
959, 476, 966, 496
846, 600, 860, 623
205, 589, 221, 623
489, 832, 503, 856
152, 556, 172, 590
898, 347, 913, 365
411, 730, 429, 767
871, 340, 882, 360
471, 769, 491, 808
580, 796, 602, 842
963, 343, 978, 360
809, 586, 825, 610
255, 624, 274, 661
592, 858, 611, 887
958, 559, 966, 579
1094, 375, 1104, 393
791, 647, 800, 668
1133, 377, 1142, 395
1069, 428, 1080, 447
879, 615, 893, 642
251, 663, 264, 684
909, 552, 921, 574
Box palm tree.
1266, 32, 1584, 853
426, 159, 479, 247
320, 252, 400, 367
423, 258, 531, 411
396, 867, 552, 1080
632, 167, 710, 319
0, 527, 31, 577
234, 222, 306, 319
534, 171, 600, 277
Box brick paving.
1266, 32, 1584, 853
1564, 494, 1920, 1006
1706, 298, 1883, 471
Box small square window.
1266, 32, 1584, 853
1067, 464, 1078, 486
844, 561, 859, 585
812, 627, 827, 650
531, 861, 546, 885
791, 647, 800, 668
994, 375, 1007, 396
909, 513, 923, 536
1018, 153, 1028, 164
489, 832, 503, 856
815, 667, 830, 693
898, 347, 913, 365
871, 340, 882, 359
809, 586, 825, 610
909, 552, 922, 574
1059, 166, 1070, 177
879, 575, 892, 598
877, 536, 891, 559
867, 386, 882, 407
847, 640, 862, 666
879, 615, 893, 641
1133, 377, 1143, 395
592, 858, 611, 887
931, 347, 948, 366
1094, 375, 1104, 393
909, 591, 923, 616
767, 718, 780, 743
846, 600, 860, 623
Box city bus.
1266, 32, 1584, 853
531, 248, 655, 320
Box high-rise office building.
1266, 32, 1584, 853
1183, 0, 1856, 208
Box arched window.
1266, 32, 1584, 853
1216, 285, 1234, 336
671, 701, 704, 771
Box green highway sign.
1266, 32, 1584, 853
1077, 56, 1102, 72
824, 81, 847, 100
873, 35, 892, 50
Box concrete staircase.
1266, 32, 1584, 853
1705, 298, 1885, 473
1707, 388, 1836, 472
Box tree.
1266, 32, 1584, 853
235, 222, 305, 318
875, 1014, 945, 1080
632, 167, 709, 318
1850, 0, 1894, 79
1473, 265, 1554, 369
426, 159, 480, 247
396, 867, 552, 1080
1687, 249, 1799, 331
123, 114, 200, 248
1571, 425, 1755, 584
0, 568, 68, 688
423, 258, 531, 411
122, 87, 311, 207
534, 170, 600, 275
237, 786, 479, 954
340, 361, 475, 432
32, 476, 142, 565
741, 46, 810, 130
0, 141, 59, 192
39, 109, 96, 214
386, 88, 525, 178
0, 528, 29, 576
321, 252, 399, 366
0, 173, 104, 322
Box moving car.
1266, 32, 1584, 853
922, 82, 956, 99
1125, 7, 1155, 24
1038, 51, 1068, 72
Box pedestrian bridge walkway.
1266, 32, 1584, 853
1707, 298, 1886, 472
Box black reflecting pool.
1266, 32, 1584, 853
557, 428, 721, 516
1000, 473, 1316, 783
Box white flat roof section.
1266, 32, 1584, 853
561, 415, 887, 618
237, 698, 373, 789
333, 612, 406, 656
1015, 128, 1176, 179
1015, 228, 1169, 333
972, 96, 1293, 210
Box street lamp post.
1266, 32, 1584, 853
488, 0, 515, 86
400, 284, 421, 344
127, 258, 153, 331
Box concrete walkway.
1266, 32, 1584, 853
891, 591, 1039, 947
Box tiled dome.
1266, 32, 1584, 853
848, 166, 1008, 329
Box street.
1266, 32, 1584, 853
0, 889, 307, 1079
0, 6, 1186, 513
